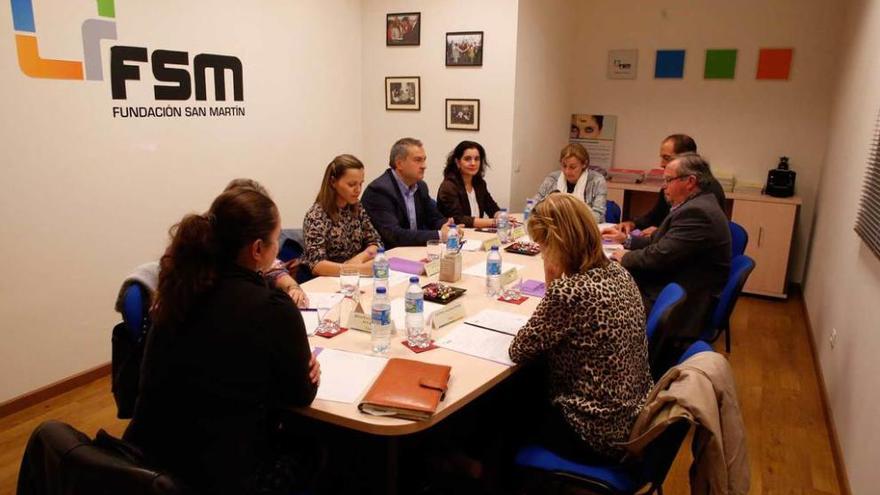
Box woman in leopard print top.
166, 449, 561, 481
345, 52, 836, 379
302, 155, 382, 276
509, 193, 652, 461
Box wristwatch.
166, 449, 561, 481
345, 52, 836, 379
623, 234, 633, 250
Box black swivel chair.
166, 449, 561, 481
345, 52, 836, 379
17, 420, 191, 495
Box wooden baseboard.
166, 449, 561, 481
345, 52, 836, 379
797, 288, 852, 495
0, 362, 112, 419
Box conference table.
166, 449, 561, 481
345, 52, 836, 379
294, 223, 547, 493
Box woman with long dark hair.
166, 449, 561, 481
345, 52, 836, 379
125, 186, 320, 494
436, 140, 501, 228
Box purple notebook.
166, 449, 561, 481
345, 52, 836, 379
388, 257, 424, 275
520, 279, 546, 298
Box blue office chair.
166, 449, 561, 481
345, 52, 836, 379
645, 283, 686, 378
121, 283, 150, 343
605, 200, 622, 224
515, 417, 691, 494
729, 221, 748, 258
676, 340, 714, 365
278, 228, 305, 262
701, 255, 756, 353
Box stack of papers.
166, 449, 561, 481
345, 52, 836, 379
734, 180, 763, 195
643, 168, 665, 186
608, 168, 647, 184
435, 309, 531, 366
314, 348, 388, 403
715, 170, 736, 192
306, 292, 344, 310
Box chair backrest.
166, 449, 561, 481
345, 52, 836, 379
278, 228, 305, 262
635, 417, 691, 492
17, 420, 189, 495
121, 283, 150, 343
646, 283, 686, 345
710, 255, 755, 331
605, 200, 622, 224
676, 340, 714, 365
729, 221, 748, 257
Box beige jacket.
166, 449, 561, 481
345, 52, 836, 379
624, 352, 749, 495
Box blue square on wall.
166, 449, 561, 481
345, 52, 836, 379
655, 50, 686, 78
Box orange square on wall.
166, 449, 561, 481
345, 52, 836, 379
757, 48, 793, 80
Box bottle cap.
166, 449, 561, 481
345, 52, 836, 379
501, 208, 508, 212
376, 287, 387, 294
378, 247, 385, 253
491, 245, 499, 251
409, 276, 419, 283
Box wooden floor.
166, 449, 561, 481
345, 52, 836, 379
0, 293, 843, 494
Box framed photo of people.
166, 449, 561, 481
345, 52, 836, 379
385, 76, 421, 111
386, 12, 420, 46
446, 99, 480, 131
445, 32, 484, 66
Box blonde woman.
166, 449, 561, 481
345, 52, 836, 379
509, 193, 652, 462
534, 143, 606, 223
302, 155, 382, 276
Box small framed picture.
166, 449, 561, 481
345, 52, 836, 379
446, 99, 480, 131
386, 12, 420, 46
385, 76, 421, 111
445, 31, 484, 66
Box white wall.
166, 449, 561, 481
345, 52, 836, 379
360, 0, 519, 208
510, 0, 578, 205
568, 0, 843, 283
0, 0, 364, 403
803, 0, 880, 491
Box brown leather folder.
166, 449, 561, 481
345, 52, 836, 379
358, 358, 452, 421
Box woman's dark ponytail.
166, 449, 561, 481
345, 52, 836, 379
152, 187, 278, 328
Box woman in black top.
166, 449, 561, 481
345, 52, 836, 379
124, 186, 320, 494
437, 140, 501, 228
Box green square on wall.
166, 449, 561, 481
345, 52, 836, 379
704, 49, 737, 79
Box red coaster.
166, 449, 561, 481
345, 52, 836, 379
401, 340, 438, 353
498, 295, 529, 305
315, 327, 349, 338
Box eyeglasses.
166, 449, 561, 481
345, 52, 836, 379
662, 174, 692, 185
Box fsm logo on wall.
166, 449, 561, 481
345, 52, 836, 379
10, 0, 245, 118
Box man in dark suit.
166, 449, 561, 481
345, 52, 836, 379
362, 137, 452, 249
613, 152, 731, 341
605, 134, 727, 240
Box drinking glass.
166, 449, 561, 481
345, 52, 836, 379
339, 264, 360, 298
500, 276, 523, 302
316, 305, 340, 334
426, 240, 444, 287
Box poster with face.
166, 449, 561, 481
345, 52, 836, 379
569, 114, 617, 171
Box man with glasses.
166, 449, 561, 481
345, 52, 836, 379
606, 134, 726, 240
611, 153, 731, 361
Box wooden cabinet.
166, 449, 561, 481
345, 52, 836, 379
731, 198, 798, 297
607, 182, 801, 298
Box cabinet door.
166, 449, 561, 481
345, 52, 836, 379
731, 200, 797, 297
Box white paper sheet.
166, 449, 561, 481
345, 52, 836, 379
464, 309, 530, 336
460, 239, 484, 252
386, 270, 411, 287
598, 222, 617, 231
462, 262, 525, 278
314, 348, 388, 403
389, 297, 444, 331
435, 324, 515, 366
603, 243, 624, 259
307, 292, 345, 310
301, 310, 320, 336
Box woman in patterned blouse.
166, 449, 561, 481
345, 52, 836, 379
302, 155, 382, 276
508, 193, 652, 462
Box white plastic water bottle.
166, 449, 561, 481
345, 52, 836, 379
497, 208, 510, 243
373, 247, 389, 291
371, 287, 392, 355
486, 245, 502, 297
405, 276, 429, 348
523, 199, 535, 222
447, 224, 460, 251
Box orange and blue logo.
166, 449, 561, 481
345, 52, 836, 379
11, 0, 117, 80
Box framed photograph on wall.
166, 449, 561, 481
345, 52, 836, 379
445, 32, 484, 66
386, 12, 420, 46
446, 99, 480, 130
385, 77, 421, 111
